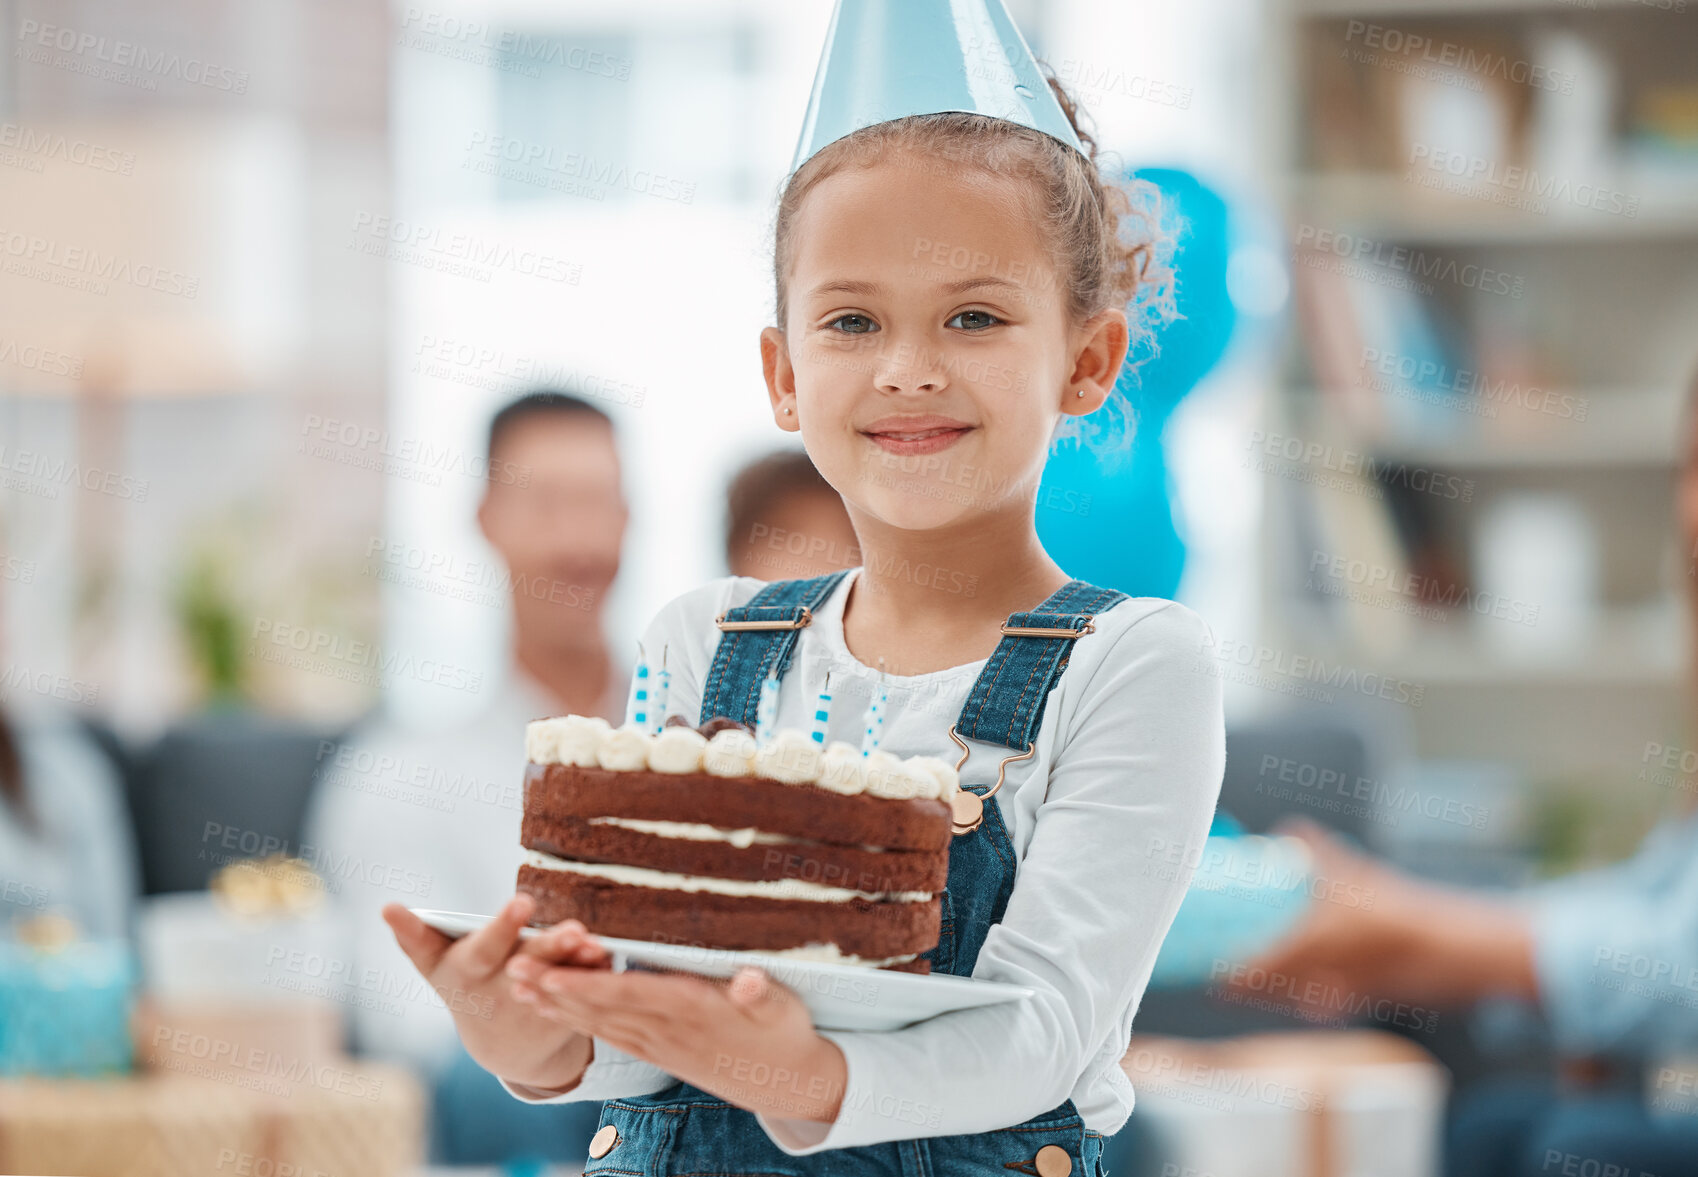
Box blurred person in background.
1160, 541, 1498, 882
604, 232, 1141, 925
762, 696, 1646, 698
724, 447, 858, 580
1243, 372, 1698, 1177
304, 389, 629, 1165
0, 696, 140, 944
0, 559, 140, 942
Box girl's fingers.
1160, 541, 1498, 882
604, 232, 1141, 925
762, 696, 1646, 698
382, 903, 454, 977
516, 918, 612, 967
453, 893, 536, 978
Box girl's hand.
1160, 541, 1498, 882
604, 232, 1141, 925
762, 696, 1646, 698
508, 957, 847, 1123
381, 894, 596, 1092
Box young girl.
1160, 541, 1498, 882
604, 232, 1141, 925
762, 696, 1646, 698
384, 13, 1226, 1172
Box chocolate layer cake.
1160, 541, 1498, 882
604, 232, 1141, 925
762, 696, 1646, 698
516, 714, 958, 972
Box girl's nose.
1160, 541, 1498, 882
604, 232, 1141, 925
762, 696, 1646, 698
872, 339, 949, 395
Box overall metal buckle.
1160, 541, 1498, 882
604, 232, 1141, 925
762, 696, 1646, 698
946, 726, 1034, 836
714, 606, 814, 631
943, 613, 1094, 835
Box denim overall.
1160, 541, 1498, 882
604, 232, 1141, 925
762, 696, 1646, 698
584, 570, 1128, 1176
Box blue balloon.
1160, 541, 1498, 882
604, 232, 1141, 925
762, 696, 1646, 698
1037, 168, 1238, 600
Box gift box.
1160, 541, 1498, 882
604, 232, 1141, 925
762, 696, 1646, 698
0, 915, 137, 1078
1122, 1030, 1449, 1177
0, 1063, 424, 1177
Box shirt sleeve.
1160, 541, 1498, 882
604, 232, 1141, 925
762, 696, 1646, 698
755, 601, 1227, 1153
1524, 815, 1698, 1056
499, 1039, 677, 1103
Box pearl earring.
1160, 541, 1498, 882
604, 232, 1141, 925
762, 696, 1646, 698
1075, 389, 1085, 398
784, 406, 793, 415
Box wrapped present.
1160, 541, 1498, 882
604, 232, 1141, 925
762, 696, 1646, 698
0, 913, 137, 1077
0, 1063, 424, 1177
1122, 1030, 1449, 1177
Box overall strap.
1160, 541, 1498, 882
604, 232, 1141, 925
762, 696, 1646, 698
955, 579, 1129, 752
697, 570, 852, 726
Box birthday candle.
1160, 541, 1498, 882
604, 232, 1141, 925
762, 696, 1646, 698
756, 669, 780, 748
651, 646, 671, 734
810, 672, 832, 745
632, 643, 650, 730
860, 664, 887, 756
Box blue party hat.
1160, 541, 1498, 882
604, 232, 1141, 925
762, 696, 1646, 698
790, 0, 1087, 176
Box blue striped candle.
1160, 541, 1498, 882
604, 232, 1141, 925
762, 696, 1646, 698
755, 669, 780, 748
810, 672, 832, 745
860, 666, 887, 756
651, 646, 671, 734
632, 644, 650, 729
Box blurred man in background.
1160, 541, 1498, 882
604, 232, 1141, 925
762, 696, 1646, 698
304, 389, 628, 1165
723, 447, 858, 581
1245, 374, 1698, 1177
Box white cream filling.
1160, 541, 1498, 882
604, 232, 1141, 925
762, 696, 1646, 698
760, 942, 919, 968
521, 848, 932, 904
586, 816, 793, 849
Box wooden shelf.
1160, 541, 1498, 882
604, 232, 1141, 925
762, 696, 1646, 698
1289, 388, 1684, 470
1307, 606, 1688, 686
1291, 0, 1685, 18
1293, 173, 1698, 246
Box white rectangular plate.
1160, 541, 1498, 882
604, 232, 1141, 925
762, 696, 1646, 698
408, 907, 1033, 1032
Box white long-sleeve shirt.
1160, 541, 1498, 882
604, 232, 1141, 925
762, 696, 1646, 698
503, 569, 1225, 1154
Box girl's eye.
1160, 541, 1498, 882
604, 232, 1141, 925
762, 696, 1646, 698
948, 309, 1001, 331
827, 314, 877, 335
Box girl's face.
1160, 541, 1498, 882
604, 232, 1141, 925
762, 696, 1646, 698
761, 153, 1128, 533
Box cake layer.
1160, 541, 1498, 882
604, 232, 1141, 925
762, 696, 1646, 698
524, 763, 952, 852
520, 811, 951, 893
516, 863, 940, 965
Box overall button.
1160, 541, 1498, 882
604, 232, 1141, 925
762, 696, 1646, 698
588, 1124, 620, 1158
1034, 1143, 1072, 1177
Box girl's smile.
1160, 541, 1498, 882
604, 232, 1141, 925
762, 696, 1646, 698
859, 413, 976, 456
